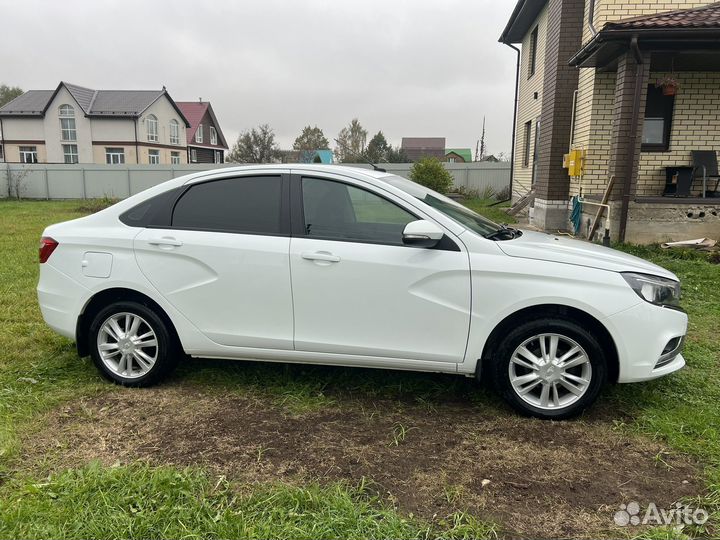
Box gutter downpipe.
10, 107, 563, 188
588, 0, 597, 36
134, 117, 140, 164
492, 41, 521, 207
619, 35, 644, 243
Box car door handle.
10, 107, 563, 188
148, 237, 183, 247
301, 251, 340, 263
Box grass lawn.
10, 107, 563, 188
0, 199, 717, 539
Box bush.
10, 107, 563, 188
409, 157, 453, 194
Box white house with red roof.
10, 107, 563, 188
175, 100, 228, 164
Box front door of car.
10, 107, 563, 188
134, 173, 294, 350
289, 175, 471, 363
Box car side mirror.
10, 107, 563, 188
402, 220, 444, 248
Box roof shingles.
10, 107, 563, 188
604, 2, 720, 30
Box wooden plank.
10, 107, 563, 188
507, 189, 535, 216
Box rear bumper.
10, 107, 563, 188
605, 301, 688, 383
37, 263, 88, 340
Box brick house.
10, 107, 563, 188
501, 0, 720, 243
176, 100, 228, 164
0, 82, 190, 165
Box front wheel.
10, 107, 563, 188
491, 318, 606, 420
89, 301, 179, 387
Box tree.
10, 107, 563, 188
409, 157, 453, 194
365, 131, 390, 163
386, 145, 408, 163
226, 124, 281, 163
334, 118, 367, 163
293, 125, 329, 152
0, 84, 23, 108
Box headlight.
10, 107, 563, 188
622, 272, 681, 308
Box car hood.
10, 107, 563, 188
497, 230, 678, 280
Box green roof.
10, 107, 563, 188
445, 148, 473, 162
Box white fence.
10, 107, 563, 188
0, 162, 510, 200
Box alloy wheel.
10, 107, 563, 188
97, 312, 159, 378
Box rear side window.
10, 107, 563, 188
172, 176, 283, 234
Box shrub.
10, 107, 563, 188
409, 157, 454, 194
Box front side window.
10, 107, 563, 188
148, 149, 160, 164
172, 176, 283, 234
171, 151, 180, 164
19, 146, 38, 163
169, 119, 179, 144
105, 147, 125, 164
147, 114, 158, 142
210, 126, 217, 145
196, 124, 204, 143
642, 85, 674, 152
63, 144, 78, 164
59, 104, 76, 141
301, 177, 415, 245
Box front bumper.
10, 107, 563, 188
604, 301, 688, 383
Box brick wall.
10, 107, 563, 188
511, 4, 548, 199
637, 71, 720, 196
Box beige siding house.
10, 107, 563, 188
0, 82, 190, 165
501, 0, 720, 243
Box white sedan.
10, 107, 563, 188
37, 165, 687, 419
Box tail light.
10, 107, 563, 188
39, 237, 58, 264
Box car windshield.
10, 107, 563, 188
381, 174, 508, 238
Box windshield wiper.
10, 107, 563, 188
486, 224, 522, 241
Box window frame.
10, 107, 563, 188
528, 26, 538, 79
148, 149, 160, 164
146, 114, 158, 142
522, 120, 532, 167
169, 119, 180, 145
105, 147, 125, 165
290, 174, 423, 248
170, 151, 181, 164
166, 173, 291, 236
641, 84, 675, 153
19, 146, 38, 164
210, 126, 217, 145
196, 124, 204, 143
62, 144, 79, 164
59, 104, 77, 142
190, 148, 197, 162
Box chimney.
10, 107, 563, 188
199, 97, 203, 103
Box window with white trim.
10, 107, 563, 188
148, 149, 160, 164
59, 104, 77, 141
20, 146, 38, 163
196, 124, 203, 143
170, 119, 180, 145
147, 114, 158, 142
190, 148, 197, 162
214, 150, 222, 163
105, 147, 125, 164
63, 144, 78, 164
210, 126, 217, 145
171, 151, 181, 164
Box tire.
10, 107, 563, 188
490, 317, 606, 420
88, 301, 179, 387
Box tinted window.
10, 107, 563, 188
172, 176, 283, 234
119, 187, 183, 228
302, 177, 415, 245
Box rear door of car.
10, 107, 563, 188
133, 172, 294, 350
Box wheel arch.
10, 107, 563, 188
479, 304, 619, 383
76, 287, 180, 357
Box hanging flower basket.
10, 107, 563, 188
656, 76, 680, 96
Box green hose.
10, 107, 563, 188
570, 195, 582, 235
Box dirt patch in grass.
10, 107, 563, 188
25, 384, 703, 539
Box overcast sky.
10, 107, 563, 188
1, 0, 518, 156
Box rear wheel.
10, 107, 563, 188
89, 301, 179, 387
491, 318, 606, 419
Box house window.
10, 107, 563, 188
20, 146, 38, 163
641, 85, 674, 152
147, 114, 158, 142
171, 151, 181, 164
528, 26, 538, 78
214, 150, 222, 163
448, 157, 456, 163
190, 148, 197, 162
522, 121, 532, 167
63, 144, 78, 164
59, 104, 76, 141
210, 126, 217, 145
105, 147, 125, 164
196, 124, 203, 143
148, 149, 160, 164
169, 119, 180, 145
